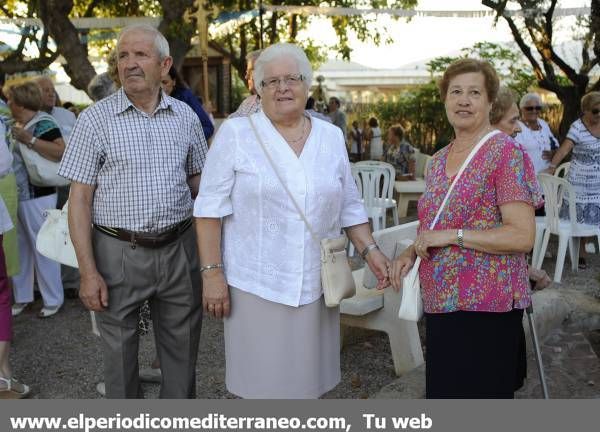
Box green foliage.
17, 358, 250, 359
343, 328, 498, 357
426, 42, 536, 96
349, 82, 452, 155
207, 0, 418, 76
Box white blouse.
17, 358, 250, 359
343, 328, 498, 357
194, 110, 367, 306
515, 119, 557, 174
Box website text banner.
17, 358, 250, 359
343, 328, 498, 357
2, 400, 596, 432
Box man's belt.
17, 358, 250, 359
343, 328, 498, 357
94, 219, 192, 249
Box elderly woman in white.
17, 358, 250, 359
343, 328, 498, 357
515, 92, 558, 174
194, 43, 390, 399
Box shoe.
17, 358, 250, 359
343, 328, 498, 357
578, 257, 587, 270
96, 382, 105, 397
0, 376, 30, 399
139, 367, 162, 383
38, 305, 61, 318
11, 303, 29, 317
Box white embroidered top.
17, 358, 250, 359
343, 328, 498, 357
194, 110, 367, 306
514, 118, 558, 174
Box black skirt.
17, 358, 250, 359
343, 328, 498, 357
425, 308, 526, 399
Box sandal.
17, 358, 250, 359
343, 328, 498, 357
0, 376, 30, 399
578, 257, 587, 270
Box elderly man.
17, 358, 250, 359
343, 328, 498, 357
228, 50, 262, 118
328, 96, 347, 141
58, 24, 207, 399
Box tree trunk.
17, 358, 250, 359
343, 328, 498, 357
39, 0, 96, 93
553, 85, 587, 140
158, 0, 195, 70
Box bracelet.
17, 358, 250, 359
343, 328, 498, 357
457, 229, 464, 249
360, 243, 379, 259
200, 263, 224, 273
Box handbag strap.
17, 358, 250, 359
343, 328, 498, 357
247, 115, 320, 243
428, 129, 499, 230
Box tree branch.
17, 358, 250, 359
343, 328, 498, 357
0, 51, 60, 74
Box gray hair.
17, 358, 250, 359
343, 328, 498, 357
253, 43, 313, 97
117, 24, 170, 60
87, 72, 118, 102
519, 92, 542, 108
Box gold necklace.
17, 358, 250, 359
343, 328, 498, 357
450, 127, 493, 154
282, 116, 307, 144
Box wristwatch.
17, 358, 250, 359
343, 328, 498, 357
457, 229, 464, 249
27, 136, 37, 149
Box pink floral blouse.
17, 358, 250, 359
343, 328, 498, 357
417, 132, 543, 313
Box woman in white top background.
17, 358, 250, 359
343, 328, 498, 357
514, 92, 559, 175
194, 43, 389, 399
368, 117, 383, 160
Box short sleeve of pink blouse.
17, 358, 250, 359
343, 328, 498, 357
417, 132, 543, 314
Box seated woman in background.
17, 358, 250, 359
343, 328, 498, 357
385, 124, 416, 180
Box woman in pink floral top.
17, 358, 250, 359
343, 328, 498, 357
390, 59, 543, 398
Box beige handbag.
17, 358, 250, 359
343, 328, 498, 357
248, 116, 355, 307
398, 130, 500, 321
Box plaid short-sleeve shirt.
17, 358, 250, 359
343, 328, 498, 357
58, 88, 208, 233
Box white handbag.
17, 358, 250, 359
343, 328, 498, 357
398, 130, 500, 321
19, 113, 70, 187
247, 116, 355, 307
36, 201, 78, 268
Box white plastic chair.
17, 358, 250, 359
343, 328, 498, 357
355, 160, 399, 226
532, 162, 569, 265
351, 165, 393, 231
534, 174, 600, 283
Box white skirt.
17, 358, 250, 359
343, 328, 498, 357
224, 286, 341, 399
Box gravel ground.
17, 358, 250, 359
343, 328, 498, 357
9, 234, 600, 399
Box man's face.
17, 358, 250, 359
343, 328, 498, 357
328, 99, 338, 112
37, 78, 56, 111
117, 30, 172, 97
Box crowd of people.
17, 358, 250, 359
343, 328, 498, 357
0, 23, 598, 400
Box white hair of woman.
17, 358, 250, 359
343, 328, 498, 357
252, 43, 313, 97
117, 24, 170, 60
519, 92, 542, 108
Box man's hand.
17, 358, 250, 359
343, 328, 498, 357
79, 271, 109, 311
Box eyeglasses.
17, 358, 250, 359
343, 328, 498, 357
523, 106, 542, 112
591, 108, 600, 115
260, 74, 304, 90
